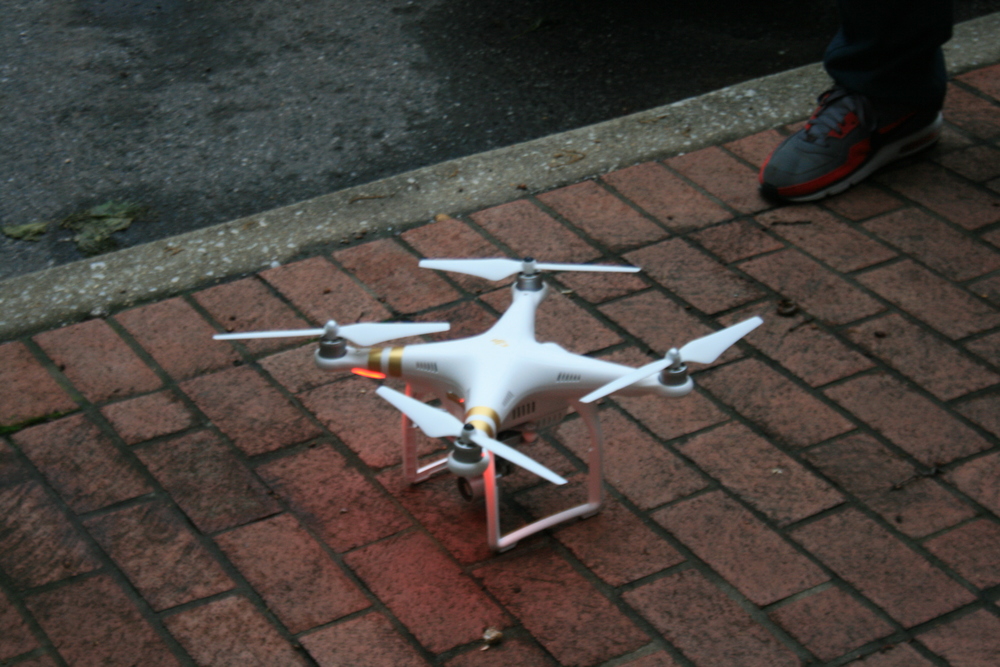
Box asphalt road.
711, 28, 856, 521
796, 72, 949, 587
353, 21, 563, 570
3, 0, 1000, 280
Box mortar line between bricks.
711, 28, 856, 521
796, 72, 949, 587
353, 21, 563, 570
704, 292, 1000, 464
839, 164, 1000, 282
825, 635, 936, 667
915, 513, 997, 545
760, 580, 837, 612
518, 194, 621, 261
64, 434, 326, 667
253, 517, 446, 667
527, 191, 668, 259
628, 372, 998, 632
654, 157, 747, 222
950, 76, 1000, 106
651, 524, 820, 664
788, 424, 997, 540
303, 449, 606, 667
430, 624, 554, 666
905, 603, 999, 667
6, 337, 278, 665
27, 315, 355, 665
832, 309, 1000, 406
718, 141, 765, 174
566, 446, 823, 663
0, 648, 61, 667
390, 228, 528, 319
455, 209, 550, 268
18, 337, 88, 416
526, 533, 700, 667
1, 435, 200, 666
0, 567, 71, 667
612, 410, 913, 636
192, 271, 324, 334
595, 641, 686, 667
813, 357, 1000, 460
593, 176, 685, 238
778, 451, 998, 605
589, 176, 679, 239
539, 528, 674, 654
178, 281, 472, 551
317, 251, 410, 320
203, 494, 437, 667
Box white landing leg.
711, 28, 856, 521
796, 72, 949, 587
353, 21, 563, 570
401, 383, 449, 484
487, 400, 605, 552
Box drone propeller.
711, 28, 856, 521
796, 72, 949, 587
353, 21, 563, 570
214, 320, 450, 347
418, 257, 640, 282
580, 316, 763, 403
375, 386, 568, 485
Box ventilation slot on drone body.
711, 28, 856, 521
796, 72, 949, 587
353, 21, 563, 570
556, 373, 582, 383
510, 401, 536, 420
502, 391, 515, 406
416, 362, 438, 372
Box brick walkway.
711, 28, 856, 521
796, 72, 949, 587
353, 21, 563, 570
2, 64, 1000, 667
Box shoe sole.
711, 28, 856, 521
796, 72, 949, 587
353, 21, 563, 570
764, 112, 943, 203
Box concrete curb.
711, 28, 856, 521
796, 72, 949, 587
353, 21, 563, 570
2, 12, 998, 340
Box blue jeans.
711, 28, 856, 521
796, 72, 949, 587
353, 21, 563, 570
824, 0, 953, 109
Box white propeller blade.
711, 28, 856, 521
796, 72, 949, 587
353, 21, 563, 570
375, 386, 567, 485
678, 317, 763, 365
375, 385, 464, 438
580, 316, 763, 403
418, 258, 640, 281
579, 357, 675, 404
336, 322, 450, 346
467, 431, 567, 486
214, 321, 450, 346
214, 328, 325, 340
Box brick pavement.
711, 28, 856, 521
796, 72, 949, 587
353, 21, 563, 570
2, 64, 1000, 666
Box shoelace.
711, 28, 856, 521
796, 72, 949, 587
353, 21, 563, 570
803, 88, 872, 146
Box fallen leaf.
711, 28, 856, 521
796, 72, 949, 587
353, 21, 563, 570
2, 221, 49, 241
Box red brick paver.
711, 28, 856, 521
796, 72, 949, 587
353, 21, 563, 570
624, 568, 800, 666
476, 548, 648, 666
84, 501, 234, 611
0, 341, 76, 427
768, 586, 894, 662
300, 612, 429, 667
26, 575, 179, 666
34, 318, 161, 403
181, 365, 322, 456
13, 414, 151, 513
3, 59, 1000, 667
163, 595, 307, 666
345, 531, 509, 654
214, 513, 369, 633
790, 508, 976, 628
115, 297, 241, 380
136, 429, 281, 533
654, 490, 828, 606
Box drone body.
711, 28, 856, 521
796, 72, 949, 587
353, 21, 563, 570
216, 257, 761, 552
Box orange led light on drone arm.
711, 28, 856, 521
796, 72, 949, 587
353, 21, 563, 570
351, 368, 387, 379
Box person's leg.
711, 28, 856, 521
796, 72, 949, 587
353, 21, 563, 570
758, 0, 953, 203
824, 0, 952, 109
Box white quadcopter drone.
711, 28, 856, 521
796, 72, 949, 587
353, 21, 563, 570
216, 257, 761, 552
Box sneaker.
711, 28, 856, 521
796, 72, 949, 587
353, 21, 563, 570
759, 87, 942, 203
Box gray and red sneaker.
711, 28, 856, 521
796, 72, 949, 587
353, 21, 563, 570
759, 87, 942, 203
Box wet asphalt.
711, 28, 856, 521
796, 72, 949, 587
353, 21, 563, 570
3, 0, 999, 280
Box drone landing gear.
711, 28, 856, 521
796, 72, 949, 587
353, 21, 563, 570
399, 388, 604, 553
